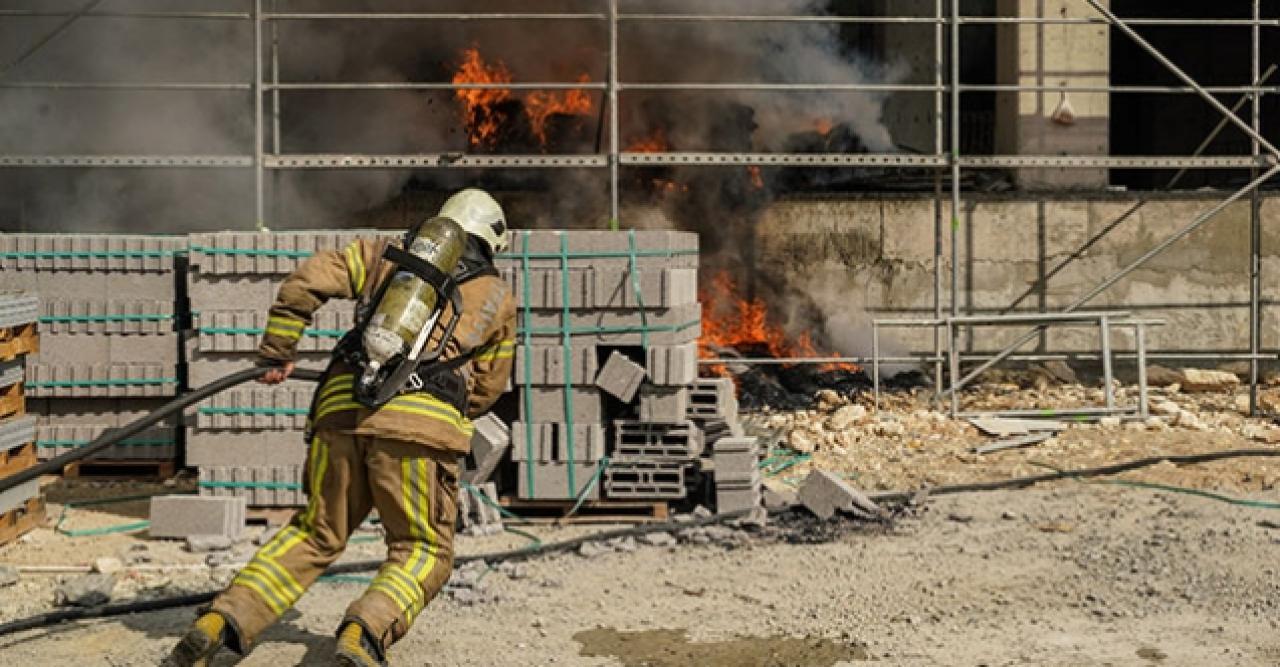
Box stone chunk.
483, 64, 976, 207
0, 564, 19, 587
54, 574, 116, 607
595, 351, 647, 402
639, 531, 677, 547
1180, 368, 1241, 393
186, 535, 234, 553
798, 470, 884, 521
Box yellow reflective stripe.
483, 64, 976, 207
315, 398, 361, 422
378, 566, 422, 616
344, 243, 366, 295
370, 580, 413, 614
301, 438, 330, 529
234, 567, 289, 614
474, 340, 516, 362
253, 558, 304, 603
384, 395, 470, 429
265, 315, 306, 341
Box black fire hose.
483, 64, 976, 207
0, 366, 324, 495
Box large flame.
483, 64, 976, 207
452, 47, 513, 148
700, 271, 857, 374
525, 73, 594, 147
453, 47, 595, 150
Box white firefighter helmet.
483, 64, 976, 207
438, 188, 509, 256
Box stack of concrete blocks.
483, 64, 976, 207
496, 230, 702, 502
185, 231, 386, 507
0, 235, 183, 463
0, 291, 44, 544
686, 377, 759, 513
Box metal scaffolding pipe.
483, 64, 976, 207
0, 82, 250, 90
262, 13, 606, 21
266, 82, 607, 91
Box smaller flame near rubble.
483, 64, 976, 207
699, 272, 856, 376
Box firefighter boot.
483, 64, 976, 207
162, 611, 231, 667
335, 620, 388, 667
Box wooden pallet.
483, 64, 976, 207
499, 497, 670, 524
62, 459, 176, 481
0, 496, 45, 547
0, 383, 23, 420
0, 442, 36, 479
0, 322, 38, 362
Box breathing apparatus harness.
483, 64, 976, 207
317, 220, 499, 422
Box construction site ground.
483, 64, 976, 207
2, 380, 1280, 666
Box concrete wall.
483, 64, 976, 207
754, 193, 1278, 358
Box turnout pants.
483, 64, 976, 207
211, 430, 459, 651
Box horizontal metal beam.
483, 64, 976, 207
0, 155, 252, 167
263, 12, 605, 21
266, 82, 607, 91
0, 10, 249, 20
0, 82, 250, 91
620, 82, 935, 92
962, 155, 1274, 169
620, 15, 1280, 27
620, 152, 945, 167
262, 154, 608, 169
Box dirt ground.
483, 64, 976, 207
2, 382, 1280, 666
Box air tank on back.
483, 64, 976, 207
360, 216, 466, 382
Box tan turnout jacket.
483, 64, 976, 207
258, 237, 516, 453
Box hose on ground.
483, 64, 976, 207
3, 446, 1280, 637
0, 366, 323, 494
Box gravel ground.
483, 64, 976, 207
2, 381, 1279, 665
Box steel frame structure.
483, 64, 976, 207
0, 2, 1276, 410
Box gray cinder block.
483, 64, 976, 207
26, 362, 178, 398
797, 470, 884, 521
645, 343, 699, 386
497, 230, 698, 270
689, 377, 738, 421
595, 351, 646, 402
199, 465, 305, 507
517, 387, 605, 424
465, 414, 510, 484
514, 343, 598, 386
500, 266, 593, 310
603, 460, 686, 499
715, 486, 762, 514
193, 310, 352, 354
185, 347, 329, 387
517, 305, 700, 345
613, 420, 704, 460
637, 385, 690, 424
510, 422, 607, 462
516, 461, 602, 501
148, 495, 247, 540
186, 429, 309, 467
38, 299, 175, 335
191, 384, 313, 431
591, 267, 698, 310
187, 230, 393, 276
36, 423, 176, 461
459, 482, 504, 535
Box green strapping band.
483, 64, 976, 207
564, 456, 610, 520
199, 326, 346, 338
198, 480, 302, 490
40, 314, 173, 323
188, 245, 313, 258
520, 232, 536, 495
626, 229, 650, 352
520, 320, 700, 336
558, 232, 577, 493
54, 492, 182, 537
30, 378, 176, 388
198, 406, 308, 416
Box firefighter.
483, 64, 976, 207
164, 189, 517, 667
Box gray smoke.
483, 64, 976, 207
0, 0, 901, 241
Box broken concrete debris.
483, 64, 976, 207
185, 535, 234, 553
54, 573, 116, 607
798, 470, 885, 521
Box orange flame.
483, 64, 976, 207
747, 165, 764, 190
525, 73, 594, 147
625, 127, 670, 153
815, 118, 834, 136
699, 271, 857, 375
452, 48, 513, 148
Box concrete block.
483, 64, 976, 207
191, 384, 313, 431
0, 291, 40, 328
637, 385, 689, 424
603, 460, 686, 499
595, 351, 646, 402
498, 230, 699, 270
500, 266, 594, 310
0, 358, 25, 390
193, 310, 351, 354
514, 343, 598, 386
613, 420, 704, 460
715, 467, 761, 487
26, 362, 178, 398
645, 343, 699, 386
36, 423, 176, 460
464, 414, 510, 484
510, 422, 607, 462
712, 435, 758, 454
712, 450, 759, 478
199, 465, 305, 507
459, 482, 503, 535
689, 377, 738, 421
148, 495, 247, 540
31, 398, 174, 428
0, 478, 39, 515
715, 486, 762, 514
186, 348, 330, 387
187, 274, 279, 311
0, 415, 36, 456
0, 234, 181, 273
517, 387, 604, 423
38, 299, 174, 335
517, 304, 700, 345
104, 273, 177, 301
516, 461, 602, 501
186, 429, 309, 467
591, 267, 697, 309
798, 470, 882, 521
187, 230, 391, 276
